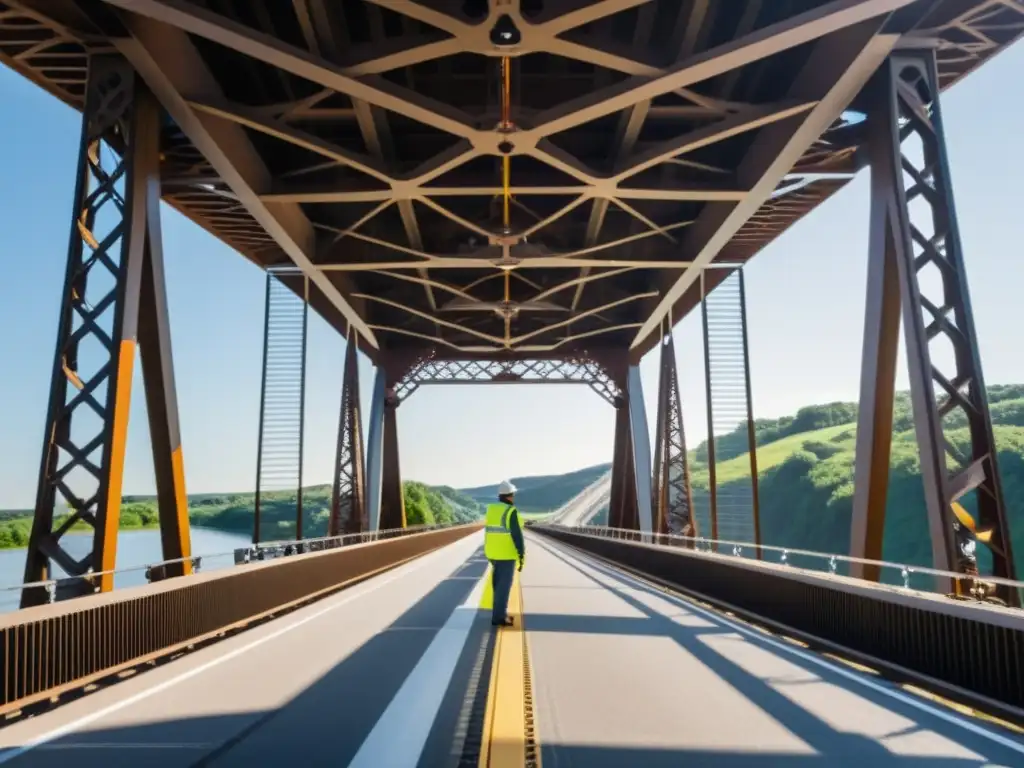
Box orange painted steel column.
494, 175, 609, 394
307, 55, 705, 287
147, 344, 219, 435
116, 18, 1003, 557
22, 59, 191, 606
137, 84, 193, 577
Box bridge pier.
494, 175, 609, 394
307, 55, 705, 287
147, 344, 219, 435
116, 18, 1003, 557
22, 56, 192, 607
850, 50, 1016, 601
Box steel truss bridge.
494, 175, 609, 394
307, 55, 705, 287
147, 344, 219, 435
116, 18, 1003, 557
1, 0, 1023, 764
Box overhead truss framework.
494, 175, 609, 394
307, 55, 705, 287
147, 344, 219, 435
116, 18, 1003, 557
4, 0, 1020, 357
392, 354, 622, 405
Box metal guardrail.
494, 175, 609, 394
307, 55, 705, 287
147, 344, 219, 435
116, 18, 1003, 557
6, 523, 448, 608
532, 524, 1024, 722
540, 524, 1024, 604
0, 523, 480, 717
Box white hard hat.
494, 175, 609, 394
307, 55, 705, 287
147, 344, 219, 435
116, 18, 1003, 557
498, 479, 517, 496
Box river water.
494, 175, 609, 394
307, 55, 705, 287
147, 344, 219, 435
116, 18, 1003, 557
0, 527, 252, 614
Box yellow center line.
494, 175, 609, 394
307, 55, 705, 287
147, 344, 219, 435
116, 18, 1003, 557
479, 566, 536, 767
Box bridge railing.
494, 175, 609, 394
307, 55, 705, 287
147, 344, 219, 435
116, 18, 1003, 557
538, 523, 1024, 603
2, 523, 450, 612
0, 522, 481, 718
532, 523, 1024, 722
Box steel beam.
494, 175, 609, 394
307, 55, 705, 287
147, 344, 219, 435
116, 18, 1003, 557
652, 338, 670, 536
137, 108, 192, 578
849, 67, 903, 582
253, 273, 308, 544
364, 368, 387, 532
109, 10, 378, 349
330, 333, 366, 535
379, 396, 406, 530
850, 51, 1016, 602
22, 57, 191, 606
608, 399, 632, 529
632, 20, 902, 354
627, 365, 654, 537
652, 333, 697, 539
701, 269, 761, 554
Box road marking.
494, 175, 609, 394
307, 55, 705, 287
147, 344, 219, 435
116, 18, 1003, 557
0, 534, 482, 766
479, 571, 527, 768
347, 571, 487, 768
38, 743, 213, 750
545, 538, 1024, 757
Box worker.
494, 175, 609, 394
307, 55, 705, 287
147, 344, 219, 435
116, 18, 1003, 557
484, 479, 525, 627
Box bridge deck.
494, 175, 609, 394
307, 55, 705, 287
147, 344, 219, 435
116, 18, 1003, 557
1, 533, 1021, 766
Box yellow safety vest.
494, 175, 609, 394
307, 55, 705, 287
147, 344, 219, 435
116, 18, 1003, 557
484, 503, 519, 561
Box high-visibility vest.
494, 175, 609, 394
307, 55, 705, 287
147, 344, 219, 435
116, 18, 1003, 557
484, 503, 519, 561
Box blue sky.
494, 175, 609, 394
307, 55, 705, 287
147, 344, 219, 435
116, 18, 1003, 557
0, 45, 1021, 509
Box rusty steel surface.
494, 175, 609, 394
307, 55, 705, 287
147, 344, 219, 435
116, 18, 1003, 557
0, 523, 480, 718
651, 332, 695, 537
21, 56, 194, 608
2, 1, 1020, 361
849, 49, 1017, 600
330, 329, 368, 535
392, 353, 624, 404
534, 525, 1024, 723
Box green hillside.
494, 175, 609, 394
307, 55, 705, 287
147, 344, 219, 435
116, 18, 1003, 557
4, 383, 1023, 573
680, 384, 1024, 574
0, 461, 604, 549
0, 481, 485, 549
460, 463, 611, 513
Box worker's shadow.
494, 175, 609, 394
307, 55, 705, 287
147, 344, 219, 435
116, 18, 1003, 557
522, 535, 1017, 768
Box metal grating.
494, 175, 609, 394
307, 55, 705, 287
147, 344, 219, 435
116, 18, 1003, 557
700, 269, 761, 551
254, 272, 308, 543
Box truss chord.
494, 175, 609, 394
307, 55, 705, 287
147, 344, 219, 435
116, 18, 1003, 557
392, 355, 622, 406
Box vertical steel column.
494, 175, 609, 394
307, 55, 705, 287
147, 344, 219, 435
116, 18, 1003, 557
364, 368, 387, 532
739, 273, 762, 552
849, 63, 904, 582
296, 278, 308, 540
252, 271, 308, 544
850, 52, 1016, 600
329, 332, 366, 536
651, 335, 670, 536
653, 334, 697, 539
22, 58, 191, 606
252, 275, 271, 545
608, 397, 632, 529
379, 394, 406, 530
137, 103, 192, 580
701, 286, 719, 546
701, 268, 761, 555
627, 365, 654, 537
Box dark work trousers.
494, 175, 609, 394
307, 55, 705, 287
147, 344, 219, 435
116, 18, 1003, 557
490, 559, 516, 623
